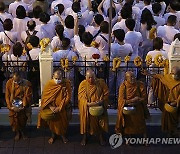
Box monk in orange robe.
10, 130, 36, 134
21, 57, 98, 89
115, 71, 149, 139
78, 69, 109, 146
5, 72, 32, 141
150, 67, 180, 136
37, 70, 72, 144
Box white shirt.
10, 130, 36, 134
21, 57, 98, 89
21, 30, 42, 43
0, 12, 13, 32
74, 35, 101, 63
153, 16, 165, 28
163, 12, 180, 29
112, 19, 127, 33
64, 27, 74, 39
51, 0, 72, 14
49, 14, 65, 26
110, 42, 133, 60
86, 25, 100, 36
8, 0, 29, 18
29, 48, 40, 60
134, 1, 145, 10
10, 54, 27, 66
157, 25, 179, 44
125, 31, 143, 59
147, 49, 168, 61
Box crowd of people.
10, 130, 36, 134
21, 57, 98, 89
0, 0, 179, 146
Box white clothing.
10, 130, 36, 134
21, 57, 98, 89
29, 48, 40, 60
0, 12, 13, 32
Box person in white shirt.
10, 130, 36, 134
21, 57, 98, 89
28, 35, 40, 60
157, 15, 179, 44
86, 14, 104, 36
21, 20, 42, 44
36, 12, 55, 40
95, 21, 109, 58
0, 2, 13, 32
125, 18, 143, 60
134, 0, 145, 10
152, 3, 165, 28
74, 17, 101, 65
49, 4, 65, 26
154, 0, 166, 16
141, 0, 153, 14
112, 5, 132, 32
8, 0, 29, 18
64, 15, 74, 39
22, 0, 35, 11
51, 0, 72, 14
13, 5, 31, 41
32, 6, 43, 26
0, 19, 18, 59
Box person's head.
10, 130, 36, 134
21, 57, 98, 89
125, 71, 136, 84
140, 8, 156, 30
13, 72, 21, 84
72, 1, 81, 13
152, 2, 162, 15
125, 18, 135, 31
82, 32, 93, 46
174, 33, 180, 41
113, 29, 125, 42
53, 69, 63, 84
167, 15, 177, 26
94, 14, 104, 26
61, 38, 71, 50
16, 5, 26, 19
153, 37, 163, 50
3, 19, 13, 31
144, 0, 151, 5
78, 25, 85, 41
29, 36, 39, 48
33, 6, 43, 19
55, 24, 64, 40
56, 4, 64, 15
65, 15, 74, 29
107, 7, 116, 19
171, 66, 180, 81
27, 20, 36, 31
100, 21, 109, 34
169, 0, 180, 11
13, 42, 23, 57
86, 69, 96, 85
125, 0, 134, 6
121, 4, 132, 19
39, 12, 50, 24
0, 2, 5, 12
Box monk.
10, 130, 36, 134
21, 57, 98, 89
37, 69, 72, 144
5, 72, 32, 141
78, 69, 109, 146
115, 71, 149, 141
148, 66, 180, 137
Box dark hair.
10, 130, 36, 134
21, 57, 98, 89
144, 0, 151, 5
113, 29, 125, 42
55, 24, 64, 41
107, 7, 116, 19
174, 33, 180, 41
72, 2, 81, 13
39, 12, 50, 23
170, 0, 180, 11
100, 21, 109, 34
3, 19, 13, 31
0, 2, 5, 12
152, 3, 162, 14
125, 0, 134, 6
140, 8, 156, 30
29, 35, 39, 47
16, 5, 26, 19
57, 4, 64, 15
13, 42, 23, 57
27, 20, 36, 31
78, 25, 85, 42
65, 15, 74, 29
121, 5, 132, 19
125, 18, 135, 31
94, 14, 104, 26
33, 6, 43, 19
153, 37, 163, 50
167, 15, 177, 26
61, 38, 70, 49
82, 32, 93, 46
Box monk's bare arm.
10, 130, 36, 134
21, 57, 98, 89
5, 80, 12, 110
23, 83, 33, 107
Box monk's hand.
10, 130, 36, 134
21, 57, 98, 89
11, 107, 20, 112
50, 106, 56, 113
87, 102, 98, 107
53, 107, 60, 113
170, 101, 177, 107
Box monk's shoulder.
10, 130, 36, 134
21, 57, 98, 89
23, 79, 32, 87
6, 78, 13, 87
79, 80, 87, 87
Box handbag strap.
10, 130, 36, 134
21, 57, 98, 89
4, 31, 15, 44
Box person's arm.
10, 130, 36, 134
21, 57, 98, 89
88, 0, 92, 11
98, 0, 105, 15
74, 17, 78, 36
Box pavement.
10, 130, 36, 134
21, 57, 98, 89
0, 125, 179, 154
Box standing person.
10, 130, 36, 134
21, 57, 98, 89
115, 71, 149, 142
37, 70, 72, 144
5, 72, 32, 141
78, 69, 109, 146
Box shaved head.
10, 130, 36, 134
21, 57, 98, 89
53, 69, 63, 80
125, 71, 136, 84
171, 66, 180, 81
86, 69, 96, 85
